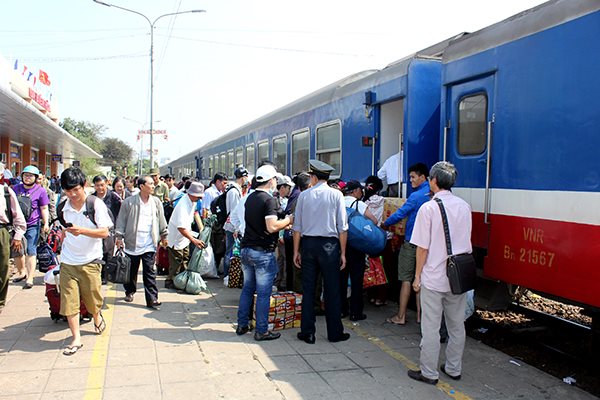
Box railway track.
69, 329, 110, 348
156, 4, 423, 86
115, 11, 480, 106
466, 295, 599, 397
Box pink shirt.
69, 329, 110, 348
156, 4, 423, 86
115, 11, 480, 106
410, 190, 472, 292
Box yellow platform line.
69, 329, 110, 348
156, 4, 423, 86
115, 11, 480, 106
343, 321, 472, 400
83, 282, 117, 400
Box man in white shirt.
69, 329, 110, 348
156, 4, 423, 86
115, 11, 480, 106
202, 172, 228, 210
377, 151, 402, 197
407, 161, 472, 385
58, 168, 113, 356
165, 182, 207, 289
223, 167, 248, 280
115, 176, 168, 310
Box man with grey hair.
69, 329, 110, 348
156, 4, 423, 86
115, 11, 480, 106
407, 161, 472, 385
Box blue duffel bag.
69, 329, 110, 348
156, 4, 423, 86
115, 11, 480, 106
346, 203, 386, 256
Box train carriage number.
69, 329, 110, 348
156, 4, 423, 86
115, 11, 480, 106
502, 227, 556, 268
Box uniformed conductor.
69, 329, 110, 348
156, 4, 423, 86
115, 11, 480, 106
293, 160, 350, 344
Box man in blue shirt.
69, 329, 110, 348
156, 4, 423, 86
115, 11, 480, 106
381, 163, 430, 325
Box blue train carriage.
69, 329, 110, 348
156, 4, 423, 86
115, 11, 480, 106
440, 0, 600, 310
160, 148, 198, 181
190, 44, 451, 196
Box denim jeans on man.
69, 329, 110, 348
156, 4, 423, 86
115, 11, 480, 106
224, 230, 235, 276
237, 247, 278, 334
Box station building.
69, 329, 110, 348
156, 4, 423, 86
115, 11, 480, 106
0, 53, 100, 178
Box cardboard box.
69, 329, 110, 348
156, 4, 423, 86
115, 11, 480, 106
382, 197, 407, 236
252, 292, 303, 331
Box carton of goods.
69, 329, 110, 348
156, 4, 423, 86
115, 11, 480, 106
382, 197, 407, 236
251, 292, 303, 331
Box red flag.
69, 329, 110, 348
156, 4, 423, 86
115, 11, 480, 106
39, 70, 51, 86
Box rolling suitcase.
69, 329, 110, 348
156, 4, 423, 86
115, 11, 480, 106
45, 267, 92, 322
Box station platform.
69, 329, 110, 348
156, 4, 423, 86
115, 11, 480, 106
0, 271, 595, 400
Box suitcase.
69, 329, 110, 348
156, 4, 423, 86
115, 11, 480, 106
45, 268, 92, 321
156, 246, 169, 276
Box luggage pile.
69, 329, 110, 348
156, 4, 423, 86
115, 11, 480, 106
251, 292, 302, 331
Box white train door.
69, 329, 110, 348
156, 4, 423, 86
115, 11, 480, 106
378, 99, 404, 196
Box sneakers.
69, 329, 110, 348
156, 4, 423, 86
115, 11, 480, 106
254, 331, 281, 341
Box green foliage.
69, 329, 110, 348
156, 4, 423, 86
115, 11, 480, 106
60, 117, 106, 151
79, 158, 102, 181
101, 137, 133, 172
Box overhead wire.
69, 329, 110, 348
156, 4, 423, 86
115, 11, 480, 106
154, 0, 182, 85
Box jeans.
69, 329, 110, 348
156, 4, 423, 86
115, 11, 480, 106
237, 247, 278, 334
224, 230, 235, 276
123, 251, 159, 306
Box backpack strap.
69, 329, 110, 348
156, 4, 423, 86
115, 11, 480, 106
351, 199, 359, 211
55, 195, 98, 227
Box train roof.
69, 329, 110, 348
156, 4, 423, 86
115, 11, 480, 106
444, 0, 600, 63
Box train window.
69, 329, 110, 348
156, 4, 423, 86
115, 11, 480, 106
458, 94, 487, 155
316, 121, 341, 176
258, 141, 269, 166
227, 150, 234, 177
208, 156, 214, 178
245, 144, 255, 174
219, 153, 226, 173
235, 148, 243, 168
272, 135, 287, 175
292, 129, 309, 174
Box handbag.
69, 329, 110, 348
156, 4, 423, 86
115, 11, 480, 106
106, 249, 131, 284
435, 198, 477, 295
363, 256, 387, 288
228, 238, 243, 288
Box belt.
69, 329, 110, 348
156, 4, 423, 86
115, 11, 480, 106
0, 223, 10, 229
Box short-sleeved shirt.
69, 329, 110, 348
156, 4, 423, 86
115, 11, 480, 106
410, 190, 472, 293
293, 181, 348, 237
241, 190, 278, 251
12, 183, 50, 226
60, 197, 114, 265
167, 194, 196, 250
224, 183, 242, 232
153, 181, 170, 203
202, 185, 221, 210
169, 186, 181, 202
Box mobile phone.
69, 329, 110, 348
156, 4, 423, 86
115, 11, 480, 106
64, 222, 73, 228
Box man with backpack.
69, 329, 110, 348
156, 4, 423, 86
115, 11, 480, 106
12, 165, 50, 289
57, 167, 113, 355
223, 167, 248, 283
0, 162, 27, 313
92, 175, 122, 284
204, 173, 228, 272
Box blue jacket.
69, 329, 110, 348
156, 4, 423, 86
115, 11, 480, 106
384, 181, 430, 241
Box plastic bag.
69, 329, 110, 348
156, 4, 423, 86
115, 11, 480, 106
174, 270, 207, 295
191, 244, 218, 278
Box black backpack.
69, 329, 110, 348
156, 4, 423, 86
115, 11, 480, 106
210, 186, 239, 226
56, 195, 99, 227
37, 242, 59, 272
16, 192, 33, 221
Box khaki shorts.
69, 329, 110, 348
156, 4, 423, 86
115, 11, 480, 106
59, 262, 103, 317
397, 242, 417, 282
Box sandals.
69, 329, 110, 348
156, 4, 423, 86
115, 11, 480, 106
12, 275, 27, 283
63, 344, 83, 356
94, 314, 106, 335
385, 315, 406, 326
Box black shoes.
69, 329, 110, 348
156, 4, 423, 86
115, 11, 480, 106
440, 365, 461, 381
124, 294, 134, 303
329, 333, 350, 343
349, 314, 367, 321
254, 331, 281, 341
407, 369, 438, 385
23, 283, 33, 289
297, 332, 316, 344
236, 325, 251, 335
146, 301, 161, 310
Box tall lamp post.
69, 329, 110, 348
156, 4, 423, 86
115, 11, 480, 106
93, 0, 205, 169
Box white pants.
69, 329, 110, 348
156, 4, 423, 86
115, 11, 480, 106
419, 286, 467, 379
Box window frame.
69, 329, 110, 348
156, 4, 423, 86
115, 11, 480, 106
272, 134, 288, 175
245, 143, 255, 174
235, 147, 243, 168
257, 140, 269, 166
456, 92, 488, 156
291, 128, 310, 175
219, 152, 226, 173
227, 149, 234, 178
315, 119, 342, 178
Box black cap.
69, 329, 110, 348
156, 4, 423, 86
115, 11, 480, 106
344, 180, 364, 192
308, 159, 334, 175
234, 167, 249, 179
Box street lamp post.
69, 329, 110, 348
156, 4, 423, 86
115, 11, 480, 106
93, 0, 205, 169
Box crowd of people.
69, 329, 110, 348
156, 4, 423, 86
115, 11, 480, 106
0, 158, 473, 383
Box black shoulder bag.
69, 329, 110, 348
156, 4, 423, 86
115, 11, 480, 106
435, 198, 477, 295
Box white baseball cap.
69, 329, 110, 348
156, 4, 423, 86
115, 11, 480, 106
255, 165, 278, 183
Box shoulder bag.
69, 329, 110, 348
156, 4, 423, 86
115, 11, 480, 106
434, 198, 477, 295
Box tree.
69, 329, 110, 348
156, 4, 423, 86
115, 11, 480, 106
60, 117, 106, 151
101, 137, 133, 172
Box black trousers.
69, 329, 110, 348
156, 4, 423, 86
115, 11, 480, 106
300, 236, 344, 341
123, 251, 159, 306
340, 245, 366, 318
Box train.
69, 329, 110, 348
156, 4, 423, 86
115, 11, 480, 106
161, 0, 600, 313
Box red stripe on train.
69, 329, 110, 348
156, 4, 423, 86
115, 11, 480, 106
471, 212, 600, 309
